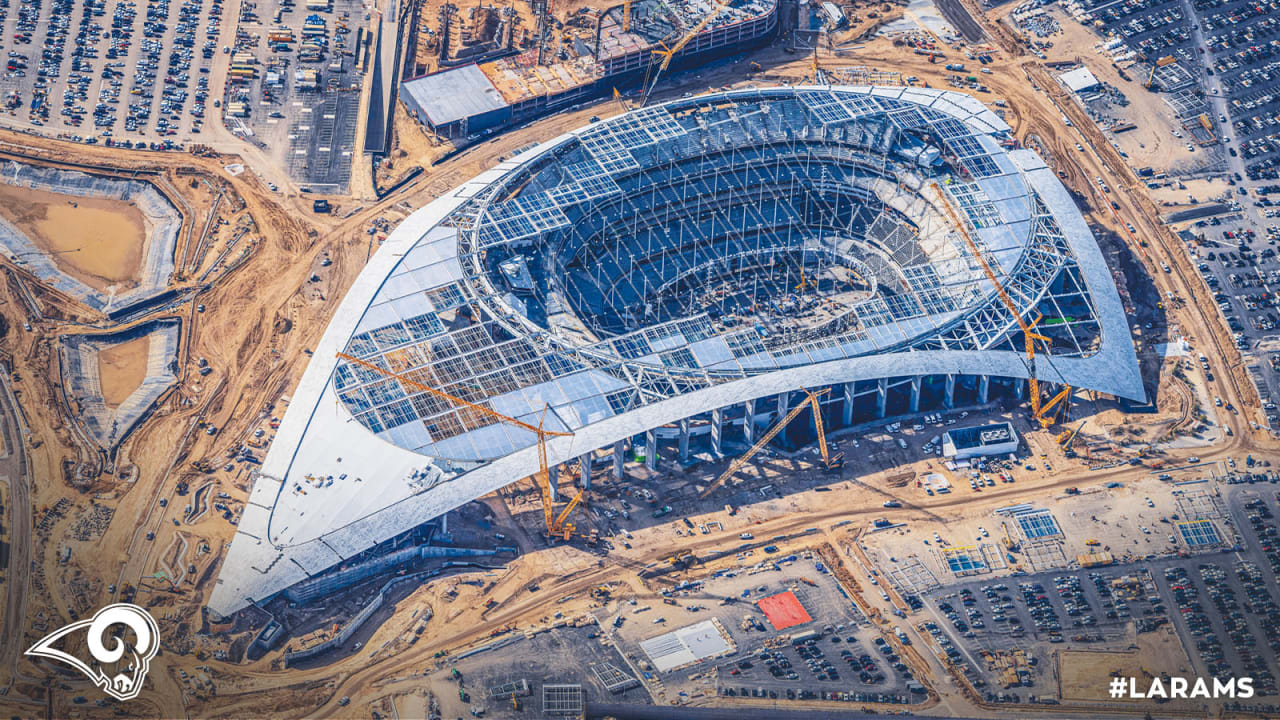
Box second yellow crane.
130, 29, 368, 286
929, 182, 1070, 427
641, 0, 729, 105
335, 352, 584, 538
701, 388, 843, 498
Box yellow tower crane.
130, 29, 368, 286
700, 389, 843, 499
641, 0, 728, 105
335, 352, 583, 538
929, 182, 1070, 428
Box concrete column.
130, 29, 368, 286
777, 392, 790, 418
1014, 378, 1026, 400
876, 378, 888, 419
909, 376, 921, 413
440, 513, 447, 535
842, 382, 855, 426
944, 374, 956, 409
710, 408, 724, 457
612, 440, 626, 480
678, 419, 690, 462
644, 429, 657, 472
579, 453, 592, 489
743, 399, 756, 444
978, 375, 990, 404
547, 463, 560, 503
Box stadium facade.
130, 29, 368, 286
209, 86, 1143, 617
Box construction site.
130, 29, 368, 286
2, 0, 1280, 714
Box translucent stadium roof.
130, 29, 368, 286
209, 87, 1143, 616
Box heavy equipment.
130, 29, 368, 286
700, 388, 843, 498
930, 182, 1070, 428
1145, 55, 1177, 89
335, 352, 582, 538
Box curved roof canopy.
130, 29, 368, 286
209, 86, 1142, 616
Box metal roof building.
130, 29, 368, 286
208, 86, 1143, 617
400, 64, 511, 137
1059, 67, 1101, 94
942, 421, 1019, 460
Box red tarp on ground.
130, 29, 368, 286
756, 590, 812, 630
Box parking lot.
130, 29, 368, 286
918, 483, 1280, 708
1182, 218, 1280, 418
0, 0, 227, 147
1196, 0, 1280, 182
604, 552, 921, 708
223, 0, 363, 190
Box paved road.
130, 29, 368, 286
0, 371, 32, 689
934, 0, 986, 43
586, 703, 990, 719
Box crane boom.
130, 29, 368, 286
335, 352, 573, 535
641, 0, 727, 105
929, 183, 1068, 428
701, 389, 838, 499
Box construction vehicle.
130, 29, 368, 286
335, 353, 581, 539
1000, 521, 1019, 552
1198, 113, 1216, 141
1145, 55, 1176, 89
550, 487, 585, 540
930, 182, 1070, 428
700, 388, 843, 498
1059, 420, 1085, 456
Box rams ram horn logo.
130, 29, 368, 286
25, 603, 160, 701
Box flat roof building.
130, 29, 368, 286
400, 64, 511, 138
943, 422, 1019, 460
1059, 67, 1101, 94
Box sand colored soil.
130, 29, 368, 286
1149, 177, 1231, 208
1040, 7, 1201, 175
0, 183, 147, 292
96, 336, 151, 408
1058, 629, 1195, 702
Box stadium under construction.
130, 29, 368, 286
208, 85, 1143, 618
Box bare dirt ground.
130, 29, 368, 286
1037, 7, 1199, 175
1058, 630, 1195, 703
96, 336, 151, 408
1149, 177, 1232, 209
0, 183, 147, 292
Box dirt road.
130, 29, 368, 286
0, 372, 35, 690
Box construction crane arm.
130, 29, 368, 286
336, 353, 571, 437
929, 183, 1067, 427
336, 352, 574, 536
701, 389, 830, 498
553, 487, 586, 530
641, 0, 727, 105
